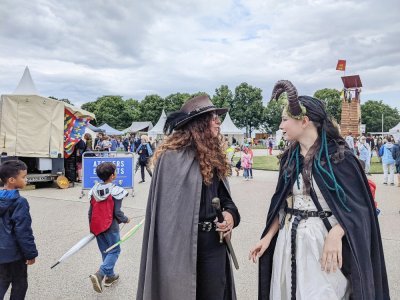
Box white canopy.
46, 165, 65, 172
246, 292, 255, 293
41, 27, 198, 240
13, 66, 39, 95
220, 112, 242, 134
389, 122, 400, 142
98, 123, 123, 135
148, 110, 166, 137
123, 121, 153, 133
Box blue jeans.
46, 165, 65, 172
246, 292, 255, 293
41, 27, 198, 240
243, 168, 250, 178
96, 231, 121, 277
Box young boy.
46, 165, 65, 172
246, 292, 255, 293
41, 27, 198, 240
0, 160, 38, 300
88, 162, 130, 293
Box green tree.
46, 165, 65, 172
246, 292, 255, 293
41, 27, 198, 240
191, 92, 210, 98
81, 96, 137, 129
95, 96, 135, 130
48, 96, 73, 105
212, 85, 233, 109
139, 94, 165, 125
164, 93, 191, 113
231, 82, 264, 136
361, 100, 400, 132
313, 88, 342, 122
125, 98, 142, 121
263, 96, 286, 132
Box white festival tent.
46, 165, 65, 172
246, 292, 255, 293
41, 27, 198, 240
98, 123, 123, 135
123, 121, 153, 134
148, 110, 167, 138
220, 112, 244, 145
389, 123, 400, 142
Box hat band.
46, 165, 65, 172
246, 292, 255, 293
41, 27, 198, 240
187, 105, 217, 116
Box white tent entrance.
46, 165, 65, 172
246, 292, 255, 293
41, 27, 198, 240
148, 110, 166, 139
220, 112, 244, 145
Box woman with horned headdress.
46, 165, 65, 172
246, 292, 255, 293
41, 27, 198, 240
249, 80, 389, 299
137, 95, 240, 300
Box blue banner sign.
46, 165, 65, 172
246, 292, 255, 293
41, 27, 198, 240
82, 156, 134, 189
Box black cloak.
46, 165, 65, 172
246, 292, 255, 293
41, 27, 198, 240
137, 148, 237, 300
258, 143, 390, 299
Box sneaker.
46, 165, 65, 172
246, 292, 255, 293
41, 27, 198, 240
104, 274, 120, 287
139, 180, 145, 184
250, 176, 253, 179
383, 182, 387, 185
390, 183, 395, 186
89, 271, 104, 293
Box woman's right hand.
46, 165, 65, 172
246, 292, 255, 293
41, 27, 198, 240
249, 236, 272, 263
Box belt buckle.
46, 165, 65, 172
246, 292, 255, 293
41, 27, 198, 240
300, 210, 309, 220
202, 222, 212, 232
318, 211, 328, 219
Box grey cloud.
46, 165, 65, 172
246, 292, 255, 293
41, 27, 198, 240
0, 0, 399, 108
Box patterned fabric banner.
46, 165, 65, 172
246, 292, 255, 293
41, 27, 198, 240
64, 109, 90, 158
336, 59, 346, 71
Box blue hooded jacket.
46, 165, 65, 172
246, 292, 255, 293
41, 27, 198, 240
0, 190, 38, 263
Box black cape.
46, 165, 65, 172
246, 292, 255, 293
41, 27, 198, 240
258, 144, 390, 300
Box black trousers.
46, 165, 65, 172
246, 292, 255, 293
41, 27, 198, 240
0, 259, 28, 300
196, 230, 231, 300
140, 163, 152, 181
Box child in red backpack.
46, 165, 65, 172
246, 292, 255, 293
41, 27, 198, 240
88, 162, 130, 293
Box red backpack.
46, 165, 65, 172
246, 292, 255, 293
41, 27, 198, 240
90, 195, 114, 236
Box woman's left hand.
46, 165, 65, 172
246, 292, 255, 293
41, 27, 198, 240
320, 224, 345, 273
215, 211, 234, 238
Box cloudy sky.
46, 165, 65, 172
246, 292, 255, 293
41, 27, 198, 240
0, 0, 399, 108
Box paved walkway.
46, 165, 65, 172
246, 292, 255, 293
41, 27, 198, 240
9, 170, 400, 299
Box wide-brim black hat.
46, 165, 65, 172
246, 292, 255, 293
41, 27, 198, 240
164, 95, 228, 135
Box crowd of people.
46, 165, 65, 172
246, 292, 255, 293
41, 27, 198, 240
345, 132, 400, 186
0, 84, 394, 299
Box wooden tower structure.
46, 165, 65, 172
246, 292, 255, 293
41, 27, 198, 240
340, 75, 362, 136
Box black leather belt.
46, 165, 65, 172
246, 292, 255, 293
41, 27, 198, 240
284, 207, 332, 300
198, 221, 216, 232
285, 207, 333, 219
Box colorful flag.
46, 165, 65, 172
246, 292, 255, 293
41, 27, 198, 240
64, 109, 90, 158
336, 60, 346, 71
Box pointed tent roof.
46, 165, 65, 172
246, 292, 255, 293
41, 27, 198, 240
220, 112, 242, 135
123, 121, 153, 133
389, 122, 400, 133
98, 123, 123, 135
13, 66, 39, 95
148, 110, 167, 136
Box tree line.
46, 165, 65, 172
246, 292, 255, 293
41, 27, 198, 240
64, 83, 399, 135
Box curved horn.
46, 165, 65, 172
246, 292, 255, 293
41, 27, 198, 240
270, 80, 302, 116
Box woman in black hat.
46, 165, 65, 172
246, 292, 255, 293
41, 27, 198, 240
249, 80, 389, 299
137, 95, 240, 300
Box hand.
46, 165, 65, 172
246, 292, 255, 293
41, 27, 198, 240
26, 258, 35, 265
215, 211, 234, 238
320, 224, 345, 273
249, 236, 271, 263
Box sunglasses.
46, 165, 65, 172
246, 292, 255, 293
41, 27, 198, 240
211, 113, 220, 121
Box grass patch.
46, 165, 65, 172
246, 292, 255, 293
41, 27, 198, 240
235, 155, 384, 174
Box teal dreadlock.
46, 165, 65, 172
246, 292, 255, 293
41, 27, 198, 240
313, 129, 351, 212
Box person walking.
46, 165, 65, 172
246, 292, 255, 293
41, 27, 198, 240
392, 139, 400, 187
136, 135, 153, 183
359, 136, 371, 175
241, 147, 252, 181
380, 136, 396, 185
249, 80, 389, 300
345, 131, 355, 155
137, 95, 240, 300
268, 138, 273, 155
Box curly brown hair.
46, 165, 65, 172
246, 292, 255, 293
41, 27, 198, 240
152, 113, 229, 185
